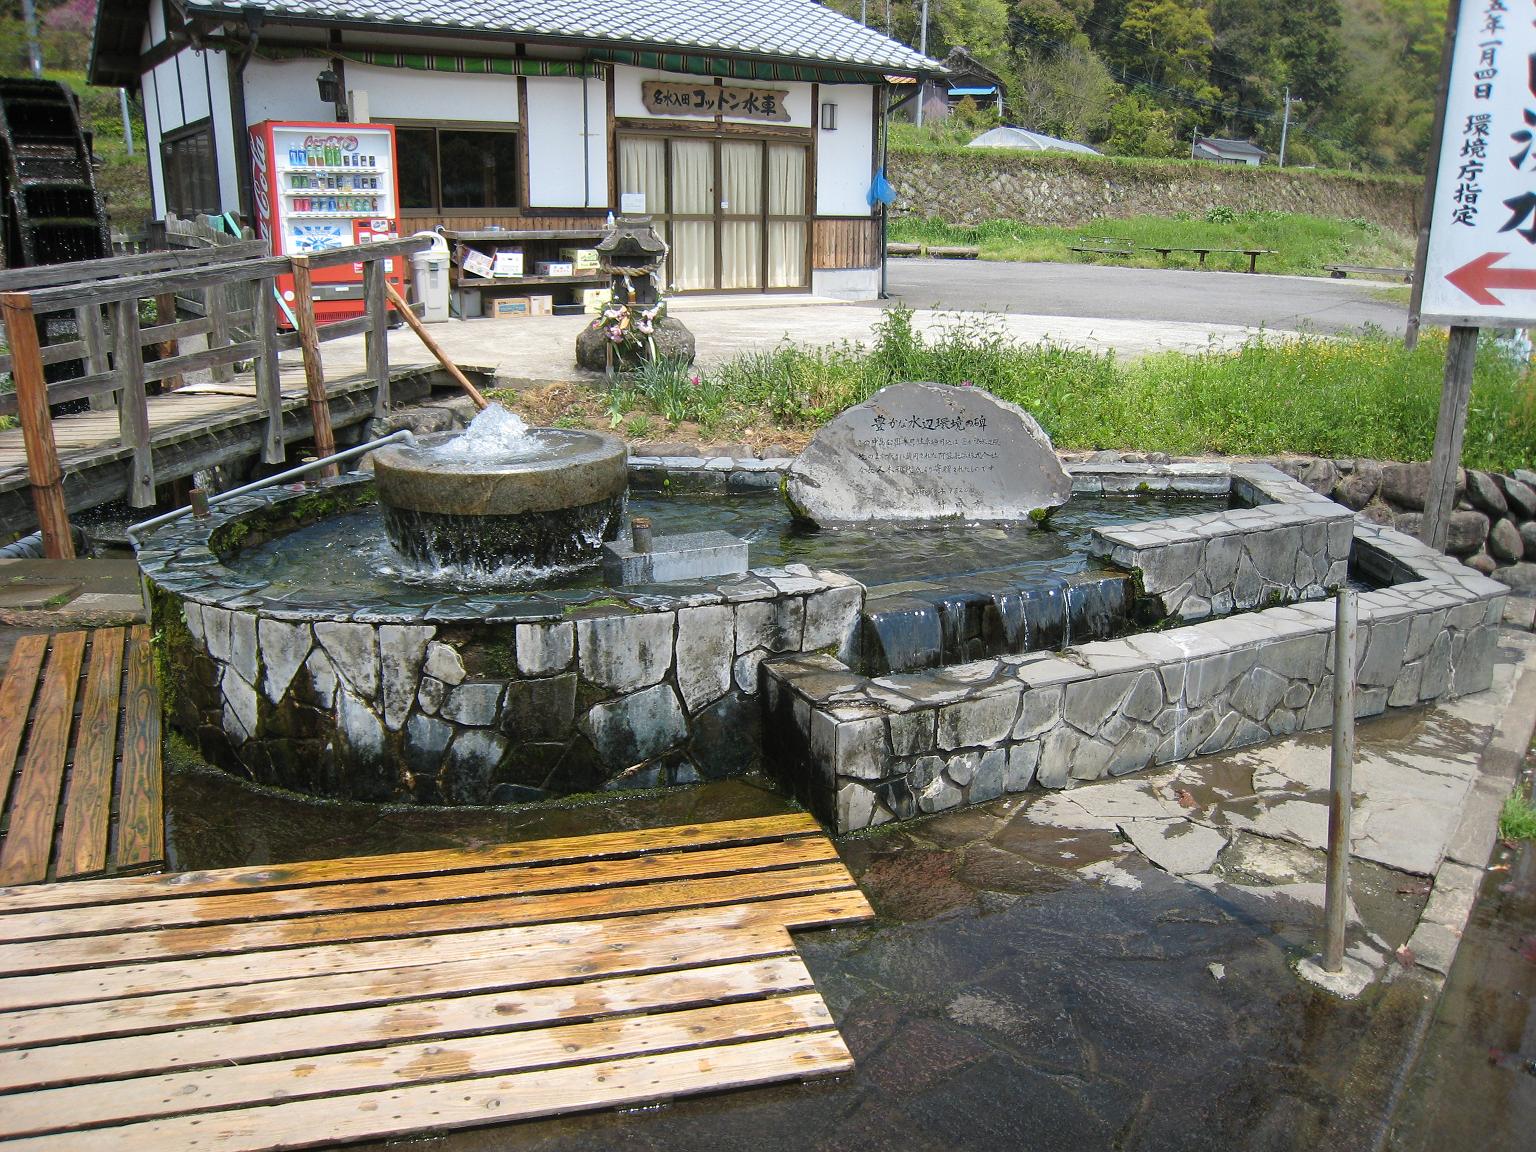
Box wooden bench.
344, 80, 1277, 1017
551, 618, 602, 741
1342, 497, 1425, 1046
1068, 235, 1136, 259
0, 625, 163, 885
0, 812, 873, 1150
1325, 263, 1413, 282
1143, 245, 1276, 273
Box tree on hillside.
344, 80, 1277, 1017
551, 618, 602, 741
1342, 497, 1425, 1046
1008, 36, 1120, 141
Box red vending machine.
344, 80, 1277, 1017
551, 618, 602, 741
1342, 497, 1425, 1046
248, 120, 404, 324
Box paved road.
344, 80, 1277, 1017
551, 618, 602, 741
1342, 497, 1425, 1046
873, 259, 1409, 335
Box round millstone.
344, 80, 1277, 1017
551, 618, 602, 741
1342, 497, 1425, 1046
373, 428, 628, 568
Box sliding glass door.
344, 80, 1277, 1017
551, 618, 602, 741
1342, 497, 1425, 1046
618, 134, 809, 292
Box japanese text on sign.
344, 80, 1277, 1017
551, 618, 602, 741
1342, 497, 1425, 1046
641, 82, 791, 122
1422, 0, 1536, 322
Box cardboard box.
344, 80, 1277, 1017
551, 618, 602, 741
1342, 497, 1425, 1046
456, 246, 494, 279
581, 288, 612, 313
559, 247, 600, 270
485, 296, 531, 318
491, 248, 524, 277
527, 294, 554, 316
534, 260, 574, 277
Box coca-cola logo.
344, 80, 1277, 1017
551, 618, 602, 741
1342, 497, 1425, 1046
303, 134, 359, 152
250, 133, 270, 235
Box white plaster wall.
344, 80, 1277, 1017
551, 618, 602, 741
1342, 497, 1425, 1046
177, 47, 210, 124
815, 84, 874, 217
612, 65, 811, 127
152, 59, 182, 130
205, 49, 240, 214
142, 66, 166, 219
525, 76, 608, 207
242, 58, 336, 126
147, 0, 166, 44
347, 64, 519, 123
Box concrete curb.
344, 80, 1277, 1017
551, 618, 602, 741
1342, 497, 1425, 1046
1403, 637, 1536, 975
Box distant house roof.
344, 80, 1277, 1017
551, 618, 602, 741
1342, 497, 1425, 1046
1194, 136, 1266, 160
939, 46, 1006, 95
93, 0, 943, 87
967, 125, 1100, 156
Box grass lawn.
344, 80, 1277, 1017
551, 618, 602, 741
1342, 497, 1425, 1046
491, 307, 1536, 474
888, 211, 1416, 279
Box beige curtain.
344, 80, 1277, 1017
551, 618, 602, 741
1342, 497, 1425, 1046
720, 141, 762, 290
767, 143, 806, 288
618, 137, 669, 287
669, 139, 714, 291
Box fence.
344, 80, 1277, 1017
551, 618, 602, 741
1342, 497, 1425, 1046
0, 235, 430, 559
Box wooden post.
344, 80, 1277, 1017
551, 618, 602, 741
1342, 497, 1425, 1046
1323, 589, 1357, 973
77, 304, 112, 412
382, 280, 488, 409
205, 282, 233, 383
1, 292, 75, 558
112, 297, 156, 509
290, 256, 338, 477
253, 276, 285, 464
1420, 325, 1479, 552
153, 292, 182, 390
363, 258, 390, 417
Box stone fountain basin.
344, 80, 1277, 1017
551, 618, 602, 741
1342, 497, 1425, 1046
372, 429, 628, 517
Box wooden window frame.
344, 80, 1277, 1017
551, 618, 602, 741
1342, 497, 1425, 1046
384, 119, 523, 219
160, 118, 220, 218
617, 125, 812, 294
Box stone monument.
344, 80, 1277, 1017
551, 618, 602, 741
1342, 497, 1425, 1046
783, 381, 1072, 525
575, 216, 695, 373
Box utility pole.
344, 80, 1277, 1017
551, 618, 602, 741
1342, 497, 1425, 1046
1279, 86, 1292, 167
19, 0, 43, 77
915, 0, 930, 127
120, 89, 134, 156
860, 0, 867, 24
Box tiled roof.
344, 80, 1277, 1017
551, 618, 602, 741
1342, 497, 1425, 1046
184, 0, 941, 74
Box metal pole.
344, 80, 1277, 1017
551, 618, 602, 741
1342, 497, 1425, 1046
1421, 324, 1479, 552
861, 0, 868, 24
119, 89, 134, 156
19, 0, 43, 77
1278, 87, 1290, 168
1323, 588, 1358, 973
914, 0, 929, 128
124, 430, 417, 542
1406, 0, 1464, 350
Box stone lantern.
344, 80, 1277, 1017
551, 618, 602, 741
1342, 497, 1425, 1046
575, 216, 696, 374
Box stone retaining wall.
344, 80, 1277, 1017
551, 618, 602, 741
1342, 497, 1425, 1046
887, 150, 1418, 231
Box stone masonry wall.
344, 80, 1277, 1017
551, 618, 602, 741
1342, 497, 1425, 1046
766, 521, 1506, 833
888, 150, 1418, 231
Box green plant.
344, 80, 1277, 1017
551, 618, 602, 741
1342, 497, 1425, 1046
1501, 789, 1536, 841
630, 356, 699, 425
1205, 205, 1237, 224
624, 412, 654, 438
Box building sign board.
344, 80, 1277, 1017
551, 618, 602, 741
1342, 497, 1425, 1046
641, 82, 791, 122
1423, 0, 1536, 324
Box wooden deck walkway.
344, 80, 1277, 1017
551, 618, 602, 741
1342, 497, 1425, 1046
0, 812, 872, 1150
0, 625, 163, 886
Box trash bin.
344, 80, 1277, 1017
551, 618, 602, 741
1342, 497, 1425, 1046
409, 231, 450, 323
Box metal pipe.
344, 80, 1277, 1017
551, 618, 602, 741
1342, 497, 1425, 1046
1323, 588, 1358, 973
125, 429, 417, 542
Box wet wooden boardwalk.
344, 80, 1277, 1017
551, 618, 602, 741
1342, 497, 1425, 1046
0, 626, 163, 886
0, 812, 872, 1150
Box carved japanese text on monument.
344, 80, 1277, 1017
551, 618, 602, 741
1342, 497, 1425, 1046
859, 410, 1001, 479
784, 382, 1071, 525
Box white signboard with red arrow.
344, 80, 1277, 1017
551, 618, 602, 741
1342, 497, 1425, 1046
1422, 0, 1536, 325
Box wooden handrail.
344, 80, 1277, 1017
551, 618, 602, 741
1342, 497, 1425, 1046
0, 241, 269, 293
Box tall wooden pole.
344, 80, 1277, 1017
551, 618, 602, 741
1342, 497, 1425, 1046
289, 256, 338, 478
1420, 325, 1478, 551
383, 280, 488, 409
1, 293, 75, 559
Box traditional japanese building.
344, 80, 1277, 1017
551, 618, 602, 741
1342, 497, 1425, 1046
89, 0, 940, 299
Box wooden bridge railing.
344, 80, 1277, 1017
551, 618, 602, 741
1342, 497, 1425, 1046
0, 235, 431, 559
